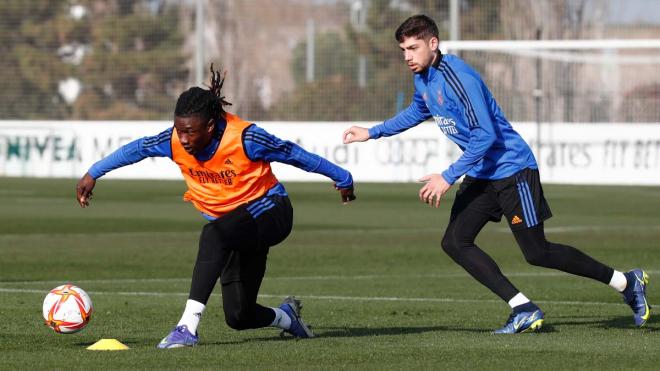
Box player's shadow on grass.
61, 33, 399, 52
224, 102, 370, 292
206, 325, 487, 345
548, 314, 658, 331
308, 325, 486, 338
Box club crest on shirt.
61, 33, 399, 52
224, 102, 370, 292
437, 89, 444, 105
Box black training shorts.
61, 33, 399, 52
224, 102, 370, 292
201, 194, 293, 284
450, 168, 552, 231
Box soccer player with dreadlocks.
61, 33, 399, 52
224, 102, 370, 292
76, 65, 356, 348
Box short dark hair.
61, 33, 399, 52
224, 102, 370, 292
174, 64, 232, 122
395, 15, 439, 42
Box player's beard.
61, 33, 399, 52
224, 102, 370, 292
410, 63, 427, 74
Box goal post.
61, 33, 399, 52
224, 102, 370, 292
440, 39, 660, 174
439, 39, 660, 124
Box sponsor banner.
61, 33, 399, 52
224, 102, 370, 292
262, 122, 459, 183
0, 121, 180, 179
515, 123, 660, 185
1, 121, 660, 185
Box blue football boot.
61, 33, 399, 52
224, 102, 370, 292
157, 325, 199, 349
494, 307, 544, 334
622, 269, 651, 327
279, 296, 314, 338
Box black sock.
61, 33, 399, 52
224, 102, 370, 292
513, 225, 615, 284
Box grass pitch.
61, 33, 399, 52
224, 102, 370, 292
0, 177, 659, 370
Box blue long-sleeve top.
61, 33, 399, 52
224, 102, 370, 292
88, 118, 353, 220
368, 53, 537, 184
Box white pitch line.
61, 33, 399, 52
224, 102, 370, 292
0, 287, 626, 307
0, 287, 187, 297
1, 270, 659, 286
541, 225, 660, 233
1, 224, 659, 240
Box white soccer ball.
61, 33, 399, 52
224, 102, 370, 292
42, 284, 93, 334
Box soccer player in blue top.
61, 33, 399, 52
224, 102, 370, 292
76, 66, 356, 347
342, 15, 650, 333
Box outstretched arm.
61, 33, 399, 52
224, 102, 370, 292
244, 125, 356, 204
344, 90, 431, 145
76, 128, 173, 208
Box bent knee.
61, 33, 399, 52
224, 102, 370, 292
441, 233, 460, 256
224, 312, 253, 331
523, 252, 548, 267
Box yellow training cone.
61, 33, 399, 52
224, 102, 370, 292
87, 339, 130, 351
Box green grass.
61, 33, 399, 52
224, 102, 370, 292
1, 177, 659, 370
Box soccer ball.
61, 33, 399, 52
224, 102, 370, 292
42, 284, 93, 334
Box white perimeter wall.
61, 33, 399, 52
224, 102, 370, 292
1, 121, 660, 185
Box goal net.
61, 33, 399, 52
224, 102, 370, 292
440, 40, 660, 123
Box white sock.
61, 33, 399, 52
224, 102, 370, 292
609, 270, 627, 292
508, 292, 531, 308
176, 299, 206, 335
269, 307, 291, 330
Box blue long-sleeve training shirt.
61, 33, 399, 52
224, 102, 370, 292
88, 118, 353, 220
368, 53, 537, 184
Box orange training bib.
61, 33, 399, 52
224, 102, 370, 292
171, 113, 278, 218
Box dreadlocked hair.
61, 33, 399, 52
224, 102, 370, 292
174, 63, 232, 122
